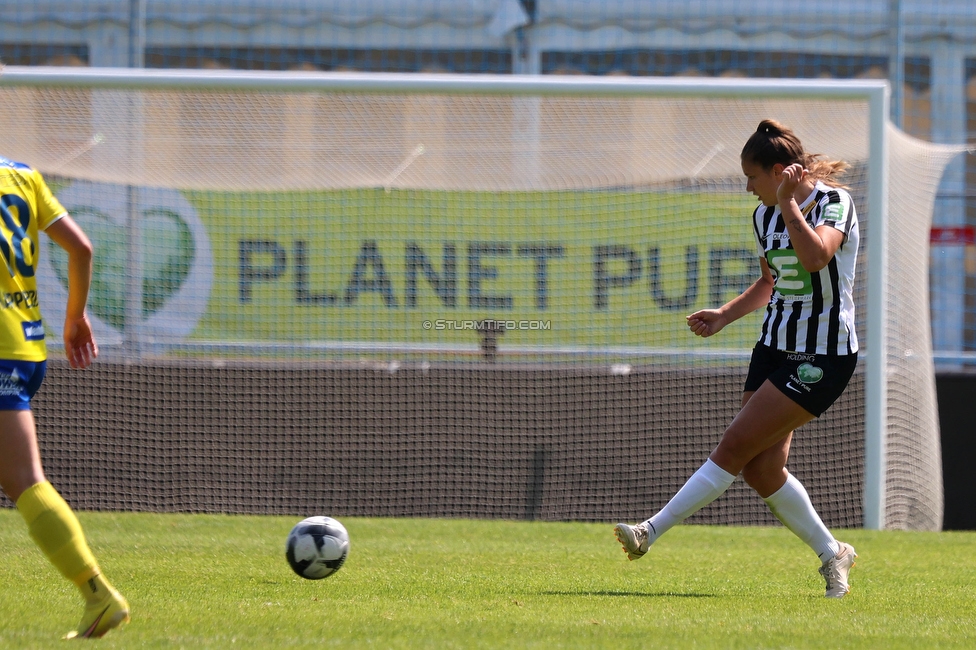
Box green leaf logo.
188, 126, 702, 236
40, 182, 212, 346
48, 207, 194, 331
797, 363, 824, 384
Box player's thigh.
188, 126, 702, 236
734, 390, 789, 488
740, 390, 756, 408
712, 381, 814, 473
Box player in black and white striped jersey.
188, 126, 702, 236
615, 120, 859, 598
752, 174, 859, 356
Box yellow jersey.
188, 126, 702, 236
0, 158, 68, 361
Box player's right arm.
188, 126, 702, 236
776, 163, 846, 272
45, 215, 98, 369
686, 257, 774, 338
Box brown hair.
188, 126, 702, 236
740, 119, 849, 188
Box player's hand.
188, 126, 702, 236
63, 313, 99, 369
686, 309, 726, 338
777, 163, 808, 204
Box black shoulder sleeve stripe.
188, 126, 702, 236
826, 190, 841, 204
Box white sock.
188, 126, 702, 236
643, 459, 736, 541
763, 473, 840, 561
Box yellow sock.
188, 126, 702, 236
79, 573, 118, 604
16, 481, 101, 593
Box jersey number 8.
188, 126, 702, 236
0, 194, 35, 279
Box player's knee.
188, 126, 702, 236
1, 471, 47, 504
709, 447, 746, 477
741, 464, 765, 489
712, 435, 755, 471
742, 464, 787, 496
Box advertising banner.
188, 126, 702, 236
39, 181, 762, 353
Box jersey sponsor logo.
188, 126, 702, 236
0, 174, 29, 189
2, 290, 39, 309
767, 249, 813, 295
21, 319, 44, 341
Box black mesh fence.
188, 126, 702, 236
2, 359, 865, 529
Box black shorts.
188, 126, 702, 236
744, 344, 858, 417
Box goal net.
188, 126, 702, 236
0, 68, 959, 530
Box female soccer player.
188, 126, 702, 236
615, 119, 860, 598
0, 156, 130, 636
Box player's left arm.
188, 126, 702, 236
687, 257, 774, 338
45, 215, 98, 369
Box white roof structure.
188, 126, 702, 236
3, 1, 975, 59
538, 0, 976, 42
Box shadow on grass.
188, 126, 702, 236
540, 590, 717, 598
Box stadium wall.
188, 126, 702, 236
1, 359, 865, 529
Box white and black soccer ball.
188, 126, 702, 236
285, 516, 350, 580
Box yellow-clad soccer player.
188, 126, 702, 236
0, 156, 130, 638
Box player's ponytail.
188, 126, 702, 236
742, 119, 849, 188
804, 155, 851, 188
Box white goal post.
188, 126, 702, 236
0, 66, 961, 530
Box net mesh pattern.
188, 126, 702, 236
22, 360, 863, 527
0, 87, 877, 192
0, 75, 957, 529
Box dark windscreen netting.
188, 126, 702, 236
7, 359, 864, 528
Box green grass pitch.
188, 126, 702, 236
1, 511, 974, 648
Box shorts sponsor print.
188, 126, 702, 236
744, 344, 857, 417
0, 359, 46, 410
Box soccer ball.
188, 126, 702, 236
285, 516, 350, 580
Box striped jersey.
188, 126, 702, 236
752, 180, 859, 356
0, 157, 68, 361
